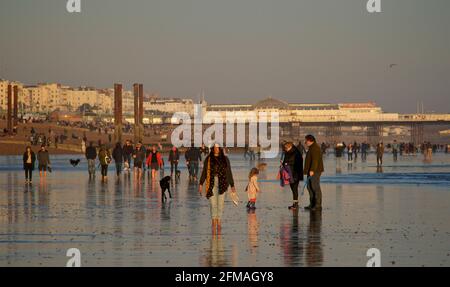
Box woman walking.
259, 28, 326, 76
23, 146, 36, 184
146, 145, 163, 180
282, 142, 304, 210
199, 143, 237, 235
98, 145, 111, 182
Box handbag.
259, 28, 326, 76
229, 191, 240, 206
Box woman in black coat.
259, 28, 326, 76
23, 146, 36, 184
282, 142, 304, 210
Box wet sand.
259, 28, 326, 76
0, 153, 450, 267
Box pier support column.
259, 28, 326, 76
133, 83, 144, 143
367, 123, 383, 144
411, 122, 424, 145
13, 85, 19, 127
327, 122, 342, 143
113, 83, 123, 144
7, 85, 13, 135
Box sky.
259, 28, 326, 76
0, 0, 449, 113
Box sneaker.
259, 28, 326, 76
304, 205, 312, 210
288, 202, 299, 210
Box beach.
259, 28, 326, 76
1, 152, 449, 267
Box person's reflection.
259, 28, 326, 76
201, 235, 228, 267
247, 209, 259, 254
161, 200, 172, 221
376, 166, 383, 174
280, 209, 302, 266
305, 210, 323, 267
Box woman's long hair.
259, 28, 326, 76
208, 145, 227, 167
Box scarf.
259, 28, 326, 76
205, 155, 229, 198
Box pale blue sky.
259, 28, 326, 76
1, 0, 449, 112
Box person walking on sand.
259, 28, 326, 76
199, 143, 237, 235
168, 146, 180, 176
122, 140, 134, 172
246, 168, 260, 210
85, 141, 97, 179
303, 135, 324, 211
37, 144, 51, 179
146, 145, 163, 180
282, 142, 304, 210
112, 142, 123, 177
98, 145, 111, 182
376, 141, 384, 167
23, 146, 36, 184
392, 140, 399, 162
133, 142, 146, 181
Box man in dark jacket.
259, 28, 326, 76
112, 142, 123, 176
185, 146, 202, 181
85, 141, 97, 178
282, 142, 304, 210
304, 135, 324, 211
37, 144, 51, 178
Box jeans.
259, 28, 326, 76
307, 174, 322, 208
190, 161, 199, 177
88, 159, 96, 175
170, 162, 178, 174
24, 164, 33, 181
115, 162, 122, 176
209, 182, 225, 220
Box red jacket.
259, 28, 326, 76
146, 152, 163, 167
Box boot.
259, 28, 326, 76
288, 202, 299, 210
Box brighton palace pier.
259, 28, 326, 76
143, 97, 450, 145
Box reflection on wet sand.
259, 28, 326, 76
280, 209, 303, 266
305, 210, 323, 267
201, 235, 229, 267
280, 209, 323, 266
1, 153, 450, 266
247, 209, 258, 254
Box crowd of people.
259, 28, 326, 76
18, 132, 450, 235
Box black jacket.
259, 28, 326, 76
122, 144, 134, 156
85, 146, 97, 160
23, 151, 36, 170
185, 148, 202, 162
282, 146, 304, 182
112, 146, 123, 163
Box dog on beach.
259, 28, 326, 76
70, 159, 80, 167
159, 176, 172, 202
175, 170, 181, 180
